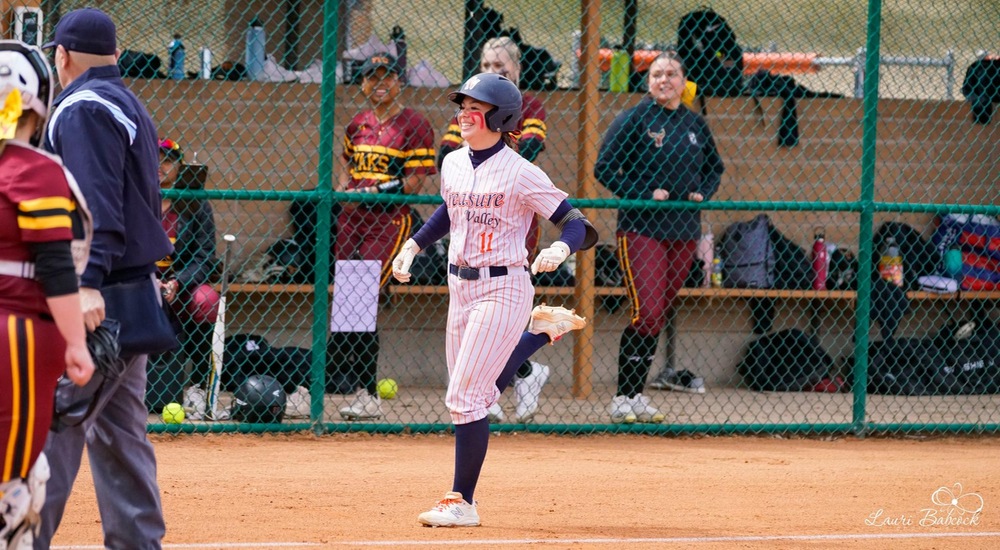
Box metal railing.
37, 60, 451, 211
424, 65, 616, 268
816, 48, 957, 99
570, 31, 963, 99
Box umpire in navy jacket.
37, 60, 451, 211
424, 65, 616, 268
38, 8, 172, 549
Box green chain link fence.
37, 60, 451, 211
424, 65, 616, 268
10, 0, 996, 435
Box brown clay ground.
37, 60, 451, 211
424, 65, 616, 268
50, 433, 1000, 549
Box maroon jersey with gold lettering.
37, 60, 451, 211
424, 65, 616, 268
339, 107, 436, 285
342, 106, 437, 196
0, 142, 77, 315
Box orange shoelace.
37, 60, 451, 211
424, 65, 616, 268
433, 498, 464, 510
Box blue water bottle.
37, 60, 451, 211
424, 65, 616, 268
168, 34, 185, 80
245, 16, 265, 80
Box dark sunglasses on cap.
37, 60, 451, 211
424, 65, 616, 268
159, 138, 183, 161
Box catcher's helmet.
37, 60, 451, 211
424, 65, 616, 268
231, 374, 286, 423
448, 73, 522, 132
0, 40, 54, 145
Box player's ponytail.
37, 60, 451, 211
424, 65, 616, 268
501, 131, 519, 152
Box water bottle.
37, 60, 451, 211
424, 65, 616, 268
609, 49, 630, 92
200, 47, 212, 80
879, 236, 904, 287
812, 229, 828, 290
245, 16, 266, 81
391, 25, 407, 85
710, 248, 724, 289
167, 34, 185, 80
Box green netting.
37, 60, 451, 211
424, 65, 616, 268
11, 0, 996, 435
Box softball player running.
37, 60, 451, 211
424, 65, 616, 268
335, 53, 436, 420
392, 73, 597, 527
437, 37, 553, 423
0, 39, 94, 549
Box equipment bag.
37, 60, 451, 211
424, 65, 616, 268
738, 328, 832, 391
501, 27, 560, 91
932, 214, 1000, 291
865, 338, 938, 396
720, 213, 775, 289
118, 50, 164, 78
676, 8, 744, 97
933, 320, 1000, 395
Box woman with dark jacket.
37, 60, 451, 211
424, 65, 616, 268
594, 52, 724, 424
148, 138, 219, 414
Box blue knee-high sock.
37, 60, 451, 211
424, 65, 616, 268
496, 332, 549, 393
452, 417, 490, 503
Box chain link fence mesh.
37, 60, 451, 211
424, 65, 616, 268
9, 0, 996, 434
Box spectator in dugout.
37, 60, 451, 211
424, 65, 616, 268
334, 53, 437, 421
149, 138, 221, 416
437, 36, 553, 424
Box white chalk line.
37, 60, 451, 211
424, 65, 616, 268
51, 530, 1000, 549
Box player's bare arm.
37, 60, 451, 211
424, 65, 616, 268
403, 172, 430, 195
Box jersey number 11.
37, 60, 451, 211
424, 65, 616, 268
479, 232, 493, 253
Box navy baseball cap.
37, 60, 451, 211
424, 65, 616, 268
42, 8, 117, 55
359, 53, 401, 77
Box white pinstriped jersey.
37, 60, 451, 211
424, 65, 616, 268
441, 145, 567, 268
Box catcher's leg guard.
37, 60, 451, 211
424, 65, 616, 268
0, 453, 49, 550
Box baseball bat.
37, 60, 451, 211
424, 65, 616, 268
206, 234, 236, 420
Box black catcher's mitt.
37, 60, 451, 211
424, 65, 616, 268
87, 318, 125, 378
52, 318, 125, 432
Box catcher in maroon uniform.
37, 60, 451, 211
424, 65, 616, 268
0, 40, 93, 549
334, 53, 436, 420
436, 36, 554, 423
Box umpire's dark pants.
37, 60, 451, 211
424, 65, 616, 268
35, 354, 165, 549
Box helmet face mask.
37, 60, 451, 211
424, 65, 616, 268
447, 73, 522, 133
0, 40, 54, 145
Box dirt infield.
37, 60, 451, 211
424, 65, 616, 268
51, 433, 1000, 549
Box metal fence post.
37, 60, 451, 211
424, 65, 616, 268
854, 47, 867, 98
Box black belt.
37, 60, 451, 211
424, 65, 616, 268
448, 264, 527, 280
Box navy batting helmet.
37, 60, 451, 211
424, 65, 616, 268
231, 374, 286, 423
448, 73, 522, 132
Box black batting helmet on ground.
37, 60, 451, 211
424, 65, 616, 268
447, 73, 522, 132
231, 374, 286, 423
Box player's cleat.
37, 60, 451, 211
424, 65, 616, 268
285, 385, 311, 418
955, 321, 976, 341
418, 491, 480, 527
338, 389, 383, 420
631, 394, 666, 423
528, 303, 587, 344
648, 367, 706, 394
486, 402, 505, 423
609, 395, 637, 424
183, 386, 208, 420
514, 362, 550, 423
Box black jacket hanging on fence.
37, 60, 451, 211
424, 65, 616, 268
962, 57, 1000, 124
747, 70, 844, 147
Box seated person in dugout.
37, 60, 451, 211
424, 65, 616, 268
147, 138, 220, 416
